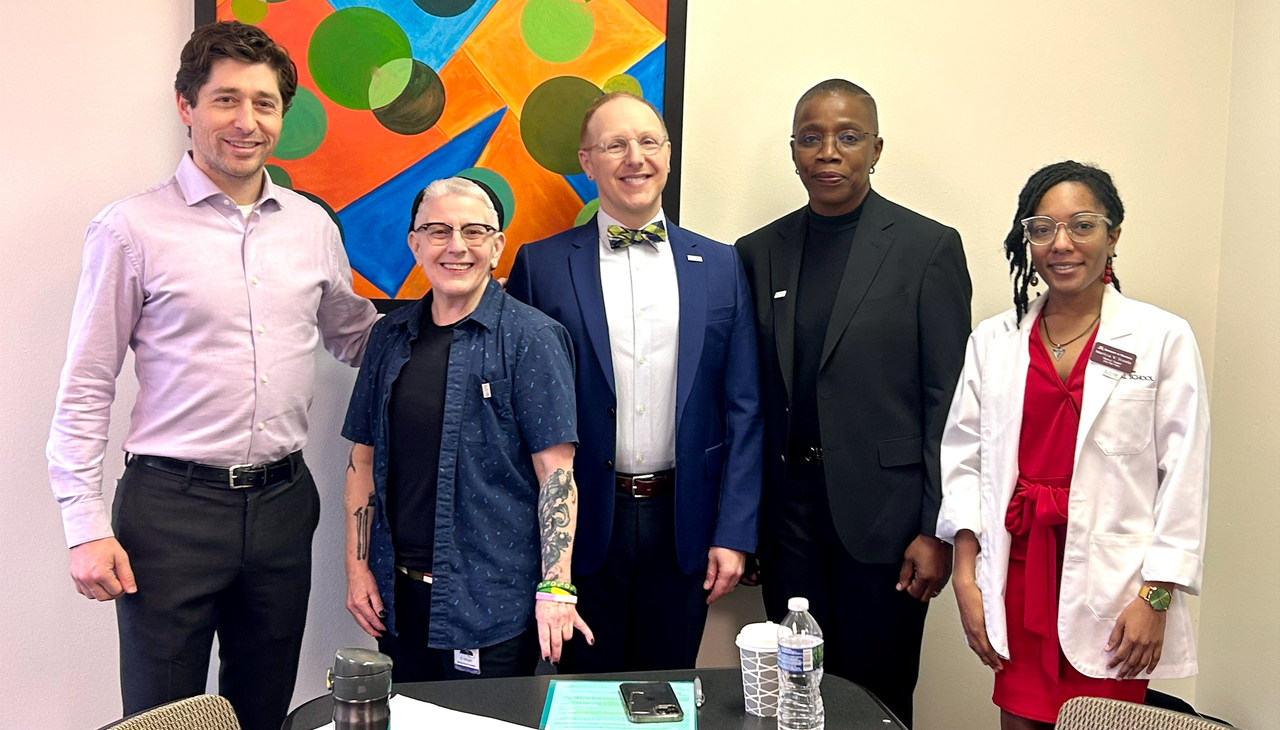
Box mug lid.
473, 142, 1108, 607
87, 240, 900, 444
735, 621, 779, 651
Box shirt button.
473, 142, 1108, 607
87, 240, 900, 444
637, 310, 644, 318
261, 374, 269, 383
638, 357, 646, 365
258, 422, 266, 431
257, 325, 265, 334
638, 406, 645, 415
222, 199, 230, 206
637, 455, 645, 463
252, 277, 260, 286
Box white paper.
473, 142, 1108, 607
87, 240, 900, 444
313, 693, 535, 730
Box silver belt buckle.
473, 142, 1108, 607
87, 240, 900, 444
629, 473, 656, 498
226, 463, 256, 489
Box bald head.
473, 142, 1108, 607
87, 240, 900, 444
579, 91, 668, 147
793, 78, 878, 133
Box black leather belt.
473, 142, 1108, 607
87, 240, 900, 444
132, 452, 301, 489
397, 565, 434, 584
615, 469, 675, 497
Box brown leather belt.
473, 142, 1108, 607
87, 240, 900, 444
615, 469, 675, 498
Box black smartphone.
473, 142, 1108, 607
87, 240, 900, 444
619, 681, 684, 723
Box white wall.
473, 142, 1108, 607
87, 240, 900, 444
0, 2, 1275, 729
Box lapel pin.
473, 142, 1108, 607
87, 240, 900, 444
774, 290, 787, 299
687, 254, 703, 262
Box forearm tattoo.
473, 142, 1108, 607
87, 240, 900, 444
347, 447, 356, 473
355, 493, 374, 561
538, 469, 575, 580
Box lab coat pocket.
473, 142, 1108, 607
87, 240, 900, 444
1093, 388, 1156, 455
1085, 531, 1150, 621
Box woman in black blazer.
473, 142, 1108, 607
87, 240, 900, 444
735, 79, 972, 728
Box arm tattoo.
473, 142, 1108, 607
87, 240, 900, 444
355, 494, 375, 561
538, 468, 575, 579
347, 447, 356, 473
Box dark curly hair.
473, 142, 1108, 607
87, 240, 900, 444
1004, 160, 1124, 324
175, 21, 298, 112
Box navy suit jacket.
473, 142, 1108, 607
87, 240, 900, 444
507, 217, 763, 576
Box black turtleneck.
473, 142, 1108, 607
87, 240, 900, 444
790, 201, 864, 453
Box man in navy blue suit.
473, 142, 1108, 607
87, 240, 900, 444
507, 92, 763, 672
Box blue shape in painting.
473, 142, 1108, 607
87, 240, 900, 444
339, 108, 505, 296
627, 43, 666, 116
562, 173, 597, 205
328, 0, 499, 71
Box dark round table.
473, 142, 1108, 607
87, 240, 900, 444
283, 667, 905, 729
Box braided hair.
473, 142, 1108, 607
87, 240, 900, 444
1004, 161, 1124, 324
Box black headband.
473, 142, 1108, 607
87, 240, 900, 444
464, 177, 506, 231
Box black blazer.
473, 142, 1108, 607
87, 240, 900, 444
735, 190, 972, 563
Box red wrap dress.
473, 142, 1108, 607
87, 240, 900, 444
992, 316, 1147, 722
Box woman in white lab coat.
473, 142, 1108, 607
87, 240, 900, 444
936, 161, 1209, 729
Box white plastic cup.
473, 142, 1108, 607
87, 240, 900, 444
735, 621, 781, 717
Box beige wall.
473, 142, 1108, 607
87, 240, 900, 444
0, 2, 1274, 729
1194, 0, 1280, 727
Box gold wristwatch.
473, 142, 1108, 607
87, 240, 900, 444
1139, 584, 1172, 612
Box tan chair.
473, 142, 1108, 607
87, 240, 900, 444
97, 694, 241, 730
1056, 696, 1232, 730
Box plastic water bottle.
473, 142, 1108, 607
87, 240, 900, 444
777, 597, 824, 730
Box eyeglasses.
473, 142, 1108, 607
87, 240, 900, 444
1020, 213, 1112, 246
582, 135, 669, 158
791, 129, 876, 151
412, 222, 496, 246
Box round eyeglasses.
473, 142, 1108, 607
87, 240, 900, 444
583, 135, 669, 158
791, 129, 876, 151
412, 222, 496, 246
1020, 213, 1112, 246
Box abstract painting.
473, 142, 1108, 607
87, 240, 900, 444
196, 0, 686, 302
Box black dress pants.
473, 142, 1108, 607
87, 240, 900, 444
761, 463, 928, 728
560, 493, 709, 673
112, 456, 319, 730
377, 571, 540, 682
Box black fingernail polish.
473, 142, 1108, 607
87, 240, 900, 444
378, 610, 387, 618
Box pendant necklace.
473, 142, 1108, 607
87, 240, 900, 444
1041, 313, 1100, 361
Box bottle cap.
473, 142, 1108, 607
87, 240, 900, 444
329, 647, 393, 703
787, 597, 809, 612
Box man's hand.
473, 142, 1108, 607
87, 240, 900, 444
345, 564, 387, 638
1106, 595, 1169, 679
896, 534, 953, 602
953, 578, 1003, 671
703, 547, 746, 604
69, 537, 136, 601
536, 601, 593, 664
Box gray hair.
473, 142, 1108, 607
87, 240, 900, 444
408, 177, 499, 231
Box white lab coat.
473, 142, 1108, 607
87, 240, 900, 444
936, 286, 1209, 679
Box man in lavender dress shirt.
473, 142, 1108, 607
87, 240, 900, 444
45, 22, 376, 730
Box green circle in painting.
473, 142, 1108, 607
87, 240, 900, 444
266, 164, 293, 189
274, 86, 327, 160
521, 76, 602, 175
373, 60, 446, 136
309, 8, 412, 110
231, 0, 268, 23
520, 0, 594, 64
603, 74, 642, 97
457, 167, 516, 231
574, 198, 600, 227
412, 0, 478, 17
368, 58, 415, 111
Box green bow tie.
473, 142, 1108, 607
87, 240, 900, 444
607, 222, 667, 249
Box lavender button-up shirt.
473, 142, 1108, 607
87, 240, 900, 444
48, 154, 377, 548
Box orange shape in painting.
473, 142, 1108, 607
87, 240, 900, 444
623, 0, 667, 34
463, 0, 664, 117
216, 0, 331, 89
352, 267, 389, 300
474, 110, 587, 278
435, 50, 507, 140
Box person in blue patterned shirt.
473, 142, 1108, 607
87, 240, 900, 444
341, 177, 591, 680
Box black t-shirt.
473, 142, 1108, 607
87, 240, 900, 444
790, 202, 864, 454
386, 303, 454, 572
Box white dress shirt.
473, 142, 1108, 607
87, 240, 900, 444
597, 209, 679, 474
47, 154, 378, 547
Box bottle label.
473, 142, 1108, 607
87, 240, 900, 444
777, 641, 824, 672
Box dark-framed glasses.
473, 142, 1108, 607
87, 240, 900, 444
584, 135, 668, 158
1020, 213, 1112, 246
791, 129, 876, 151
413, 222, 496, 246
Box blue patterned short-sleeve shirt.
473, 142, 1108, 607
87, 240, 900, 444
342, 279, 577, 649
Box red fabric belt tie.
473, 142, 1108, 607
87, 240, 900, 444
1005, 477, 1070, 681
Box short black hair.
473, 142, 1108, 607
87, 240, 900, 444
1004, 160, 1125, 323
793, 79, 878, 132
176, 21, 298, 111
